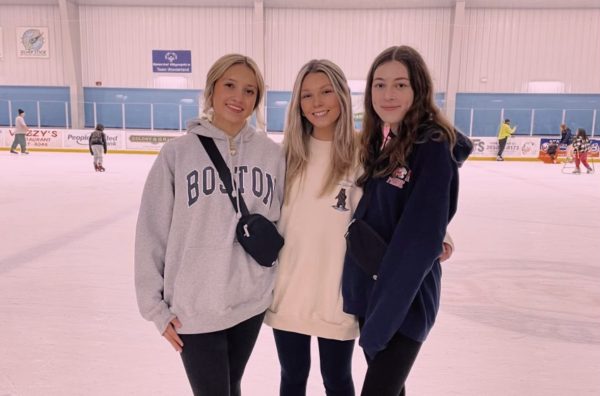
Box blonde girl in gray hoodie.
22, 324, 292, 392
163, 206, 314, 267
135, 54, 285, 396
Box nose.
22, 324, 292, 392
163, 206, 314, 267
383, 86, 396, 101
312, 93, 323, 107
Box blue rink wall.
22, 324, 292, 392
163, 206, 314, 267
1, 86, 599, 137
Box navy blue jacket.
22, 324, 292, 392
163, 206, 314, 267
342, 132, 470, 359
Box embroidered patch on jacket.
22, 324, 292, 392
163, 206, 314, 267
386, 166, 411, 189
331, 180, 353, 212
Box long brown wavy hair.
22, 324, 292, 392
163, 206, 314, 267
357, 46, 456, 186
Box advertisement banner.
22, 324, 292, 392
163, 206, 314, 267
64, 129, 125, 150
125, 132, 184, 151
152, 50, 191, 73
16, 27, 49, 58
539, 138, 600, 162
468, 136, 540, 159
3, 128, 62, 148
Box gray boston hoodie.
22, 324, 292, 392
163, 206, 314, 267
135, 118, 285, 335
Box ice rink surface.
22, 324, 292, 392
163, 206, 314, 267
1, 150, 599, 396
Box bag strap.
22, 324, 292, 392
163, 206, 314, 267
197, 134, 250, 217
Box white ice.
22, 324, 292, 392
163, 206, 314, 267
1, 151, 599, 396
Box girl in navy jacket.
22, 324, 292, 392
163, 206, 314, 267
342, 46, 471, 396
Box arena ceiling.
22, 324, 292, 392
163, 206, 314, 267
1, 0, 600, 8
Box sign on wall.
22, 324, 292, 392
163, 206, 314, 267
152, 50, 191, 73
16, 27, 49, 58
469, 136, 541, 159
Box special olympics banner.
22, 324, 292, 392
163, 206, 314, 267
468, 136, 540, 159
152, 50, 191, 73
125, 132, 184, 151
64, 129, 125, 150
17, 27, 49, 58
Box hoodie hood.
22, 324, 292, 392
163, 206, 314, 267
415, 121, 472, 167
452, 130, 473, 167
186, 117, 258, 143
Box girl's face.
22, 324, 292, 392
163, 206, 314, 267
211, 64, 258, 135
371, 60, 414, 131
300, 72, 341, 134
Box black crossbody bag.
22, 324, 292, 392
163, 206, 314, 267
197, 135, 284, 268
344, 183, 388, 280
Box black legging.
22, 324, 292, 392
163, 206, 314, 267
273, 328, 356, 396
497, 137, 508, 157
179, 311, 265, 396
359, 319, 422, 396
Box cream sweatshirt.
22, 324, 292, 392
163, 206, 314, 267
265, 136, 361, 340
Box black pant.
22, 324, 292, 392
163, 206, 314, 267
273, 329, 356, 396
179, 312, 265, 396
359, 319, 422, 396
497, 137, 508, 157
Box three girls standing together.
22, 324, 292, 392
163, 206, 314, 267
135, 46, 471, 396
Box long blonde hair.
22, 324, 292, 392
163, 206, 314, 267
283, 59, 356, 199
202, 54, 265, 119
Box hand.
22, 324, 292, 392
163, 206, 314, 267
439, 242, 453, 262
162, 317, 184, 352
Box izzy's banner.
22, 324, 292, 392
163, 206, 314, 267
17, 27, 49, 58
152, 50, 191, 73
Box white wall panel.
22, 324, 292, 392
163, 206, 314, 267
459, 8, 600, 93
0, 5, 67, 86
265, 8, 452, 92
79, 6, 255, 88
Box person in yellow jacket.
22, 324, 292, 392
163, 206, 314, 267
497, 118, 516, 161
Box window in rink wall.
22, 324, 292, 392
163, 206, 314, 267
0, 86, 71, 128
454, 93, 600, 137
83, 88, 202, 130
1, 86, 598, 137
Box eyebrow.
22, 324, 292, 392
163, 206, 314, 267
373, 77, 409, 81
223, 78, 257, 88
301, 83, 334, 92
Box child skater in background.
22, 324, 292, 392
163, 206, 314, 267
572, 128, 593, 174
265, 58, 457, 396
342, 46, 471, 396
134, 54, 285, 396
89, 123, 107, 172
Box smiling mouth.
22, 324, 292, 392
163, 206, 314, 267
312, 110, 329, 117
226, 103, 243, 113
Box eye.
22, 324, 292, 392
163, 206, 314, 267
373, 82, 384, 89
323, 89, 333, 95
245, 88, 256, 96
396, 82, 410, 89
224, 82, 234, 89
301, 93, 312, 99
